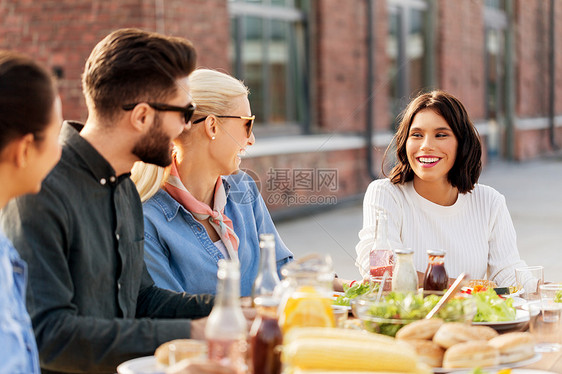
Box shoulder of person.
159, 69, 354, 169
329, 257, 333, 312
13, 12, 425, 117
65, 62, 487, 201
142, 189, 179, 218
466, 183, 506, 204
367, 178, 407, 197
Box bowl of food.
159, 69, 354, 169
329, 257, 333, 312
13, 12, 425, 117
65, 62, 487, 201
352, 291, 475, 337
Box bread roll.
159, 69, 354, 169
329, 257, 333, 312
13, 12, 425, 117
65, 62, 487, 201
433, 323, 482, 349
470, 325, 499, 340
154, 339, 207, 366
442, 340, 500, 369
396, 318, 444, 340
401, 339, 445, 367
488, 332, 536, 364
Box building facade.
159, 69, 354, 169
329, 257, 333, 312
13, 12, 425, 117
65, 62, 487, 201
1, 0, 560, 217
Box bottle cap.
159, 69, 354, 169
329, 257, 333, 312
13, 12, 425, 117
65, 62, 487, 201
427, 249, 446, 256
394, 248, 413, 255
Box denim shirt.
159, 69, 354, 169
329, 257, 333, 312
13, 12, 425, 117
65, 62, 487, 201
0, 233, 40, 374
143, 171, 294, 296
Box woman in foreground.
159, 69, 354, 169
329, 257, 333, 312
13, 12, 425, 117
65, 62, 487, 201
132, 69, 293, 296
0, 51, 62, 373
355, 90, 526, 286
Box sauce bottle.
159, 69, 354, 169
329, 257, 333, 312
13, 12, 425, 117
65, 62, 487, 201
423, 249, 448, 292
391, 248, 418, 292
205, 260, 247, 373
249, 297, 282, 374
369, 211, 394, 278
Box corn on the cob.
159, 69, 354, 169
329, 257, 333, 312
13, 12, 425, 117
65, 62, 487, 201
289, 364, 432, 374
283, 338, 418, 372
284, 326, 396, 345
290, 367, 432, 374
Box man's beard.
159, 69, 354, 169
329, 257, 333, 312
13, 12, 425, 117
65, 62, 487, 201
132, 114, 174, 167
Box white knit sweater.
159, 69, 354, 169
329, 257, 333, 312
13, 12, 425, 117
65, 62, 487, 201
355, 178, 527, 286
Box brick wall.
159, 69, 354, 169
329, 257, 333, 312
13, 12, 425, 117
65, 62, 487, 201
0, 0, 229, 122
314, 0, 389, 134
515, 0, 552, 118
437, 0, 486, 119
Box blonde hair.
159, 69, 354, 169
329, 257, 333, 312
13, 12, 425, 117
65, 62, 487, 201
131, 69, 249, 202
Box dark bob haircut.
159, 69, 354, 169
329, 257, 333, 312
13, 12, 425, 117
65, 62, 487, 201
384, 90, 482, 194
0, 50, 57, 152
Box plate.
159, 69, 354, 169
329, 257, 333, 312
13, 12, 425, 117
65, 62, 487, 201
433, 352, 542, 373
117, 356, 165, 374
472, 309, 529, 331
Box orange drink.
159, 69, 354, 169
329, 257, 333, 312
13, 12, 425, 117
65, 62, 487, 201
278, 285, 335, 334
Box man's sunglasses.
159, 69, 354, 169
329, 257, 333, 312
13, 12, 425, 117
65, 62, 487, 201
122, 102, 196, 124
192, 115, 255, 137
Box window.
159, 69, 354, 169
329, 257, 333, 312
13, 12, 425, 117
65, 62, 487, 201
229, 0, 309, 135
386, 0, 430, 129
484, 1, 507, 157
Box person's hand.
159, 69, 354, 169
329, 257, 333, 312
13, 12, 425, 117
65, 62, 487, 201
242, 306, 256, 330
189, 317, 207, 340
166, 359, 236, 374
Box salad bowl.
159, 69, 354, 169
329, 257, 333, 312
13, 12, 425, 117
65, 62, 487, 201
352, 291, 475, 337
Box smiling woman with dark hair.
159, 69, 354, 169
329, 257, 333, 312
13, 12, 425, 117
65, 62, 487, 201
355, 90, 526, 287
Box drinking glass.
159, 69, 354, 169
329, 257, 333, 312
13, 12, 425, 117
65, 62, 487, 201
515, 265, 544, 300
527, 284, 562, 352
331, 305, 349, 328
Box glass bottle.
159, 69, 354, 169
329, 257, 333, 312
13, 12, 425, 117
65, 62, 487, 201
249, 297, 283, 374
369, 211, 394, 278
252, 234, 281, 300
423, 249, 448, 292
205, 260, 247, 374
391, 248, 418, 292
278, 254, 335, 334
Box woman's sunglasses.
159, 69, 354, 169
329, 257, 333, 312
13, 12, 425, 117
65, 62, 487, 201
193, 115, 255, 137
122, 102, 196, 124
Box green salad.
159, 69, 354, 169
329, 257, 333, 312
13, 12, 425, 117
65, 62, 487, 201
360, 288, 516, 337
472, 288, 515, 322
333, 281, 377, 307
361, 292, 471, 336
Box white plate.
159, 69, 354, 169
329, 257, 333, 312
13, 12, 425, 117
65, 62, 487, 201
510, 296, 526, 308
433, 352, 542, 373
472, 309, 529, 331
117, 356, 165, 374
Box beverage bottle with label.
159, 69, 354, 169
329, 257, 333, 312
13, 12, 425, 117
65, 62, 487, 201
369, 211, 394, 279
205, 260, 248, 374
423, 249, 448, 292
391, 248, 418, 292
252, 233, 281, 301
249, 296, 282, 374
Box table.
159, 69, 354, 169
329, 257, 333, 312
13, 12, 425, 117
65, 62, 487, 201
524, 351, 562, 372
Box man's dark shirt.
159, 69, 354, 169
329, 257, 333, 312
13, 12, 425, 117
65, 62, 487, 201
0, 121, 214, 374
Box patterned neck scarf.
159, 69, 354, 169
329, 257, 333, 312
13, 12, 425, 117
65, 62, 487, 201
163, 157, 240, 261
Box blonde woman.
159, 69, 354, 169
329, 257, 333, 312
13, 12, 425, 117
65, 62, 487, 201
132, 69, 293, 297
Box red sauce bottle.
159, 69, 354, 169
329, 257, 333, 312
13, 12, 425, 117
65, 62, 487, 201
250, 297, 282, 374
423, 249, 448, 292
